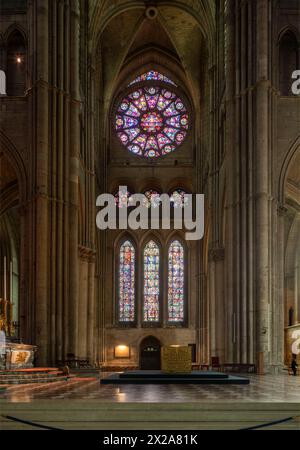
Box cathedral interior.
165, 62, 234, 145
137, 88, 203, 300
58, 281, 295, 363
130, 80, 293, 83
0, 1, 300, 429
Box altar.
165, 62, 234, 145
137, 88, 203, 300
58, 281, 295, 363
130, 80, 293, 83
161, 345, 192, 373
0, 336, 37, 370
0, 259, 37, 369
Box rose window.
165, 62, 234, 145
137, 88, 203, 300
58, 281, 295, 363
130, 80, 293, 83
115, 86, 189, 158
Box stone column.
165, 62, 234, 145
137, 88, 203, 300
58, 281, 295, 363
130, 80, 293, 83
68, 0, 80, 357
87, 254, 96, 363
63, 0, 71, 362
33, 0, 50, 365
276, 205, 288, 366
208, 247, 225, 362
224, 0, 236, 362
78, 252, 88, 359
255, 0, 271, 371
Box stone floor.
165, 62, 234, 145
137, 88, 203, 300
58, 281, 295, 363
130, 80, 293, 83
1, 373, 300, 430
0, 373, 300, 403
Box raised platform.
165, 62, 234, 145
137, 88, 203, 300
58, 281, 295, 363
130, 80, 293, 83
100, 370, 249, 385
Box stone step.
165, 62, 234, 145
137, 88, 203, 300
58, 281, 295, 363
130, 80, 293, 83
0, 371, 62, 379
0, 368, 59, 376
0, 375, 71, 385
2, 378, 81, 392
0, 368, 76, 385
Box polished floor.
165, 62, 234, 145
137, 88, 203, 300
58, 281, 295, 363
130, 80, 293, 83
0, 372, 300, 403
1, 373, 300, 430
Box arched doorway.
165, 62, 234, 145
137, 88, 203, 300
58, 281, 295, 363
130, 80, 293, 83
140, 336, 161, 370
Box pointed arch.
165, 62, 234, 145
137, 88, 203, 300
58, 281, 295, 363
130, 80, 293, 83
278, 134, 300, 204
278, 29, 299, 96
0, 131, 27, 203
6, 28, 27, 96
4, 24, 27, 44
278, 26, 300, 45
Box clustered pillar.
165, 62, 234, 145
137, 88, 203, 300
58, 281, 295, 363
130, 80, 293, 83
22, 0, 95, 366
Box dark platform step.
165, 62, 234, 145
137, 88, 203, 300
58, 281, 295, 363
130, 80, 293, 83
119, 370, 229, 379
101, 370, 249, 385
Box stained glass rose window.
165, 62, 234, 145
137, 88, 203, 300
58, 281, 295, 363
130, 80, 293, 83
115, 86, 189, 158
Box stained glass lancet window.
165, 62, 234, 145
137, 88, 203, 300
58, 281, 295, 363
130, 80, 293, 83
128, 70, 177, 87
168, 240, 185, 322
115, 85, 189, 158
119, 240, 135, 322
143, 240, 160, 322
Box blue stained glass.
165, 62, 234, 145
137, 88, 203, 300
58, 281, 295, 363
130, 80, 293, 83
168, 240, 184, 322
163, 127, 177, 140
166, 115, 181, 128
143, 241, 160, 322
119, 240, 135, 322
